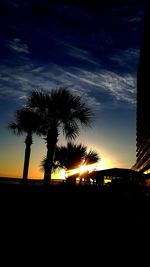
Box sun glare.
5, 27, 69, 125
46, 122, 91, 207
96, 158, 113, 170
78, 165, 88, 174
66, 163, 97, 177
51, 169, 66, 180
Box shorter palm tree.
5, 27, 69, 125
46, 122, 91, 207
41, 142, 100, 182
54, 142, 87, 170
8, 107, 42, 182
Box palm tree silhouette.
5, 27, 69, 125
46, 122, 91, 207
41, 142, 100, 182
54, 142, 99, 171
8, 108, 42, 182
27, 87, 93, 184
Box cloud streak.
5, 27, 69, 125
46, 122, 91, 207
109, 48, 140, 71
0, 63, 101, 110
5, 38, 30, 54
65, 68, 136, 104
0, 58, 136, 109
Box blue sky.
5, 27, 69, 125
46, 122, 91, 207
0, 0, 146, 178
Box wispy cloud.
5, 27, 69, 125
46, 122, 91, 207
0, 44, 138, 107
0, 55, 136, 109
109, 48, 140, 72
97, 71, 136, 104
0, 63, 101, 110
5, 38, 30, 54
64, 43, 100, 65
65, 68, 136, 104
121, 16, 142, 24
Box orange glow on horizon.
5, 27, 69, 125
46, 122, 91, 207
0, 157, 115, 179
0, 146, 131, 180
66, 163, 98, 177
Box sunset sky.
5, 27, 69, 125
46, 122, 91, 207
0, 0, 146, 179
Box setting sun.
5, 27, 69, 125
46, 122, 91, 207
66, 163, 97, 177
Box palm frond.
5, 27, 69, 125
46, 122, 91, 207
70, 107, 93, 126
40, 155, 64, 173
85, 150, 100, 165
63, 121, 79, 140
54, 142, 88, 170
27, 90, 50, 112
8, 107, 45, 136
8, 122, 23, 135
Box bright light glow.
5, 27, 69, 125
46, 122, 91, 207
78, 165, 88, 174
66, 163, 97, 177
144, 169, 150, 174
104, 178, 111, 184
96, 158, 113, 170
51, 169, 66, 180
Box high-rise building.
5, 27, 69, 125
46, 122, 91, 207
133, 1, 150, 173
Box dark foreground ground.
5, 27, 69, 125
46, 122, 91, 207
0, 179, 149, 226
0, 180, 149, 263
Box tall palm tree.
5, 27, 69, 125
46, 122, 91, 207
27, 87, 93, 184
8, 107, 42, 182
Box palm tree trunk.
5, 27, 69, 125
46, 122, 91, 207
44, 145, 55, 185
23, 133, 32, 182
44, 129, 58, 185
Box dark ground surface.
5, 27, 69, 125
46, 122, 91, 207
0, 180, 149, 262
0, 180, 149, 226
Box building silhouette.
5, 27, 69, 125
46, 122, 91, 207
133, 1, 150, 173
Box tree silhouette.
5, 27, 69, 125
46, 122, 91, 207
54, 142, 87, 170
54, 142, 99, 170
8, 108, 42, 182
27, 87, 93, 184
84, 150, 100, 165
41, 142, 100, 183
